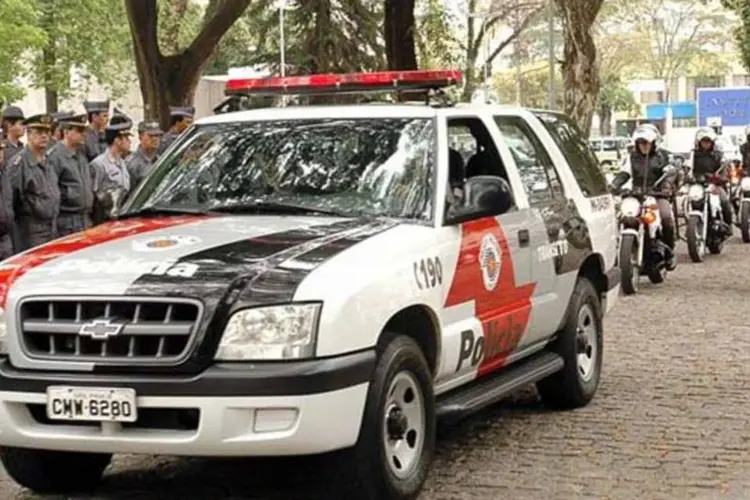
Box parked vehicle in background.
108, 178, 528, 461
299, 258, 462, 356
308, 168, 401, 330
589, 136, 627, 169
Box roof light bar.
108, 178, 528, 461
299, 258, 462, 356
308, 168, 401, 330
224, 69, 463, 96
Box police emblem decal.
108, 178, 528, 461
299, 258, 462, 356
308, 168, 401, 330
479, 233, 502, 291
132, 235, 201, 252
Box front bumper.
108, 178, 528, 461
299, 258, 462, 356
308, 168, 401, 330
0, 350, 375, 456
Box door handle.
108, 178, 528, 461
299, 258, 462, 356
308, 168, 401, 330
518, 228, 530, 247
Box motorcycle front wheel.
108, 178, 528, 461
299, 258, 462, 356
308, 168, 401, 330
619, 233, 639, 295
687, 215, 705, 262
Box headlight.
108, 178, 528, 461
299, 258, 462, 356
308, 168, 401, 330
215, 303, 321, 361
741, 177, 750, 191
620, 197, 641, 217
0, 307, 7, 355
678, 185, 688, 195
688, 184, 705, 201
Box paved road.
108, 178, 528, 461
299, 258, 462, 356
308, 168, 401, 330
4, 237, 750, 499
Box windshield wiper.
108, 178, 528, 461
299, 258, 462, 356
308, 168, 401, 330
209, 201, 353, 217
115, 205, 209, 220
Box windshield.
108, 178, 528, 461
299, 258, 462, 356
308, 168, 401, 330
124, 118, 436, 220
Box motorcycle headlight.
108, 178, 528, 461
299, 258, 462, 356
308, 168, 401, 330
678, 185, 688, 195
215, 303, 321, 361
620, 197, 641, 217
688, 185, 705, 201
0, 307, 7, 355
741, 177, 750, 191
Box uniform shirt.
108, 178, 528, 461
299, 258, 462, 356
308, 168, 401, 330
91, 148, 131, 196
156, 131, 178, 156
83, 127, 106, 161
8, 147, 60, 222
691, 149, 723, 178
0, 163, 14, 238
127, 147, 157, 188
46, 138, 57, 152
2, 139, 23, 165
47, 142, 94, 214
622, 148, 666, 191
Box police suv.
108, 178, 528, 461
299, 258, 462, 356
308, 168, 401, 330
0, 70, 620, 499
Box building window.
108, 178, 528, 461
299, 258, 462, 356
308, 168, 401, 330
639, 91, 664, 104
732, 75, 750, 87
672, 117, 697, 128
688, 75, 723, 100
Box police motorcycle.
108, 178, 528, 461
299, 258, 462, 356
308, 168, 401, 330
725, 158, 750, 242
684, 164, 732, 262
611, 164, 677, 295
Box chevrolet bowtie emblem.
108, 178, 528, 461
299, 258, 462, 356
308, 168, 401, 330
78, 318, 125, 340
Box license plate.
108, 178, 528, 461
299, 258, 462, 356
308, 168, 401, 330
46, 386, 137, 423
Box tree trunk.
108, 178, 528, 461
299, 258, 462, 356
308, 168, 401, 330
384, 0, 417, 71
124, 0, 252, 127
553, 0, 604, 135
599, 105, 612, 136
41, 1, 58, 113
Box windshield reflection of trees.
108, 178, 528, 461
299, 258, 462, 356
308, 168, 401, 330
139, 118, 436, 220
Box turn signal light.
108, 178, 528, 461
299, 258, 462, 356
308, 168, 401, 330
641, 210, 657, 225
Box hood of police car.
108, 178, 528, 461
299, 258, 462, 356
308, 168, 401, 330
0, 215, 398, 307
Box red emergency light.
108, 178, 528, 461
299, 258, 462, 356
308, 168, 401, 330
224, 69, 462, 96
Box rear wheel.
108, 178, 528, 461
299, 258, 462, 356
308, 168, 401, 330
0, 447, 111, 494
537, 277, 603, 409
740, 202, 750, 243
686, 215, 705, 262
618, 233, 639, 295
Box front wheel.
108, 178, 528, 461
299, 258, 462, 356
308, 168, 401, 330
0, 447, 111, 494
618, 233, 639, 295
335, 334, 435, 500
686, 214, 705, 262
740, 202, 750, 243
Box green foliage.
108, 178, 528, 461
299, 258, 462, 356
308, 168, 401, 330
415, 0, 461, 69
598, 75, 637, 113
492, 63, 563, 108
0, 0, 45, 103
203, 12, 256, 74
32, 0, 134, 101
722, 0, 750, 73
157, 0, 204, 56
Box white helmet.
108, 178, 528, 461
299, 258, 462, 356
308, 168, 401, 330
695, 127, 717, 145
639, 123, 662, 144
631, 125, 658, 144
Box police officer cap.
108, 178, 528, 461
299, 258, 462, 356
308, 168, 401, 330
106, 119, 133, 136
169, 106, 195, 118
2, 106, 24, 120
22, 113, 53, 130
83, 100, 110, 113
51, 110, 74, 124
138, 120, 163, 135
58, 113, 87, 129
109, 112, 132, 127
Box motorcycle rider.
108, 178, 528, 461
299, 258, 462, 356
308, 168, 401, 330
621, 125, 677, 270
741, 125, 750, 168
689, 127, 733, 234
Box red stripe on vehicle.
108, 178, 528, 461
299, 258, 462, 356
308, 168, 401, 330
0, 216, 206, 308
444, 217, 536, 377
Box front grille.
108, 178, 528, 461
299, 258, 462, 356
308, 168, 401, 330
18, 298, 202, 365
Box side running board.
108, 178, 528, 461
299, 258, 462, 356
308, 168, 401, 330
436, 351, 564, 422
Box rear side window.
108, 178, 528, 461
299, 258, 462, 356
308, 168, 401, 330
533, 112, 608, 196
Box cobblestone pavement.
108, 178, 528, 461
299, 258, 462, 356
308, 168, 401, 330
3, 238, 750, 499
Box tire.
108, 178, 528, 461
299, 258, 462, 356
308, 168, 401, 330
741, 202, 750, 243
335, 335, 435, 500
686, 215, 705, 262
618, 233, 639, 295
647, 266, 666, 283
537, 277, 603, 409
0, 447, 111, 494
708, 239, 723, 254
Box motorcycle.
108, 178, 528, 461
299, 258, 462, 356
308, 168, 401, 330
684, 168, 732, 262
727, 162, 750, 242
611, 165, 676, 295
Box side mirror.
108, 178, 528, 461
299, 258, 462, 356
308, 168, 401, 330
662, 165, 677, 176
101, 186, 128, 218
446, 175, 514, 225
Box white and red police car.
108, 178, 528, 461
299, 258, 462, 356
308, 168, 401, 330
0, 70, 619, 499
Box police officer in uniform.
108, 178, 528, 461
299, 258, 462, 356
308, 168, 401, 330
82, 100, 109, 161
0, 140, 14, 259
8, 114, 60, 250
156, 106, 194, 156
128, 120, 163, 189
47, 110, 73, 152
91, 115, 133, 223
47, 113, 94, 236
1, 106, 25, 164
